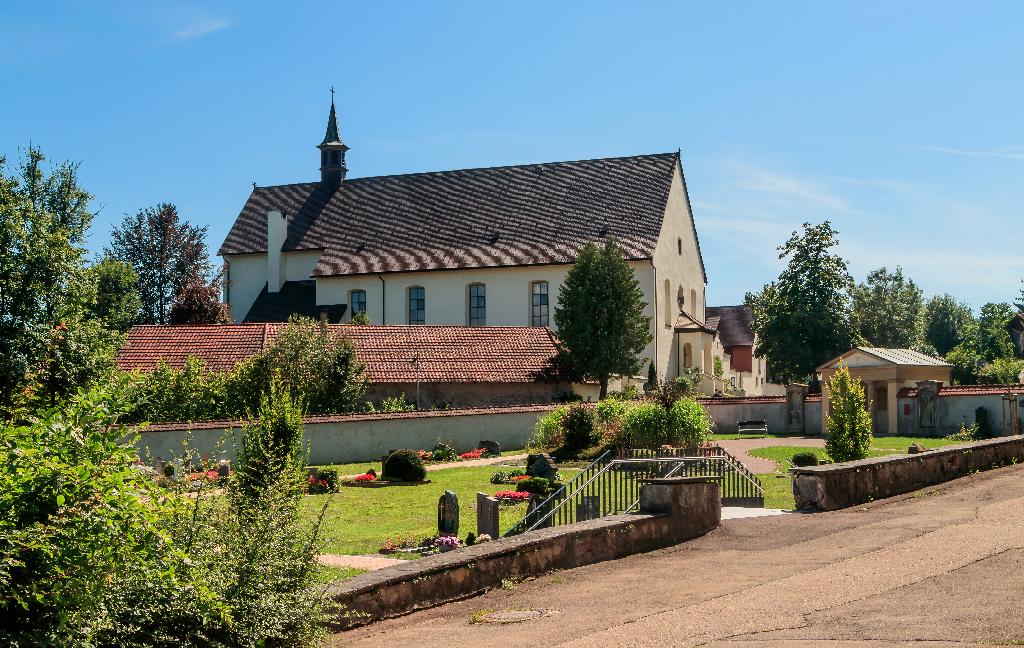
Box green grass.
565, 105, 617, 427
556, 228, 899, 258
300, 464, 577, 555
312, 448, 527, 477
749, 436, 963, 473
711, 431, 814, 441
749, 446, 828, 468
757, 473, 796, 510
314, 565, 367, 584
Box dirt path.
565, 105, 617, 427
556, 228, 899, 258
715, 436, 826, 472
333, 464, 1024, 646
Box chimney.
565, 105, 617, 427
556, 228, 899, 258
267, 210, 288, 293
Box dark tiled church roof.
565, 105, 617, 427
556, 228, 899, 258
242, 281, 347, 324
219, 152, 681, 277
705, 305, 755, 348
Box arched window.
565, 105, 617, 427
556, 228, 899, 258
677, 237, 682, 255
349, 289, 366, 318
677, 286, 686, 313
683, 343, 693, 368
690, 289, 697, 316
530, 281, 549, 326
664, 279, 672, 326
467, 283, 486, 326
408, 286, 425, 324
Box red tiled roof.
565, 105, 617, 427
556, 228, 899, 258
117, 324, 565, 384
897, 384, 1024, 398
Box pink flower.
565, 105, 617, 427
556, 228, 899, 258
494, 490, 530, 502
460, 451, 482, 459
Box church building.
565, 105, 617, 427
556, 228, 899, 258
219, 100, 716, 387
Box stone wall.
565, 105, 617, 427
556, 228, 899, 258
699, 396, 822, 436
897, 386, 1023, 437
791, 435, 1024, 511
331, 477, 720, 629
365, 381, 572, 409
134, 405, 556, 466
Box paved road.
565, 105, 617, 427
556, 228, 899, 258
333, 464, 1024, 647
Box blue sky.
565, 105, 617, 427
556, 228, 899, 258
2, 1, 1021, 309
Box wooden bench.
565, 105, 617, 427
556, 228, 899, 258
737, 420, 768, 436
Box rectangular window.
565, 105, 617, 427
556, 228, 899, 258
468, 284, 486, 326
531, 281, 549, 326
408, 286, 425, 324
350, 289, 366, 316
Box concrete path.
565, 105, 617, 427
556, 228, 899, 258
721, 506, 791, 520
333, 464, 1024, 647
715, 437, 825, 473
318, 553, 405, 570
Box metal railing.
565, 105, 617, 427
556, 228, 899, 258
502, 445, 765, 537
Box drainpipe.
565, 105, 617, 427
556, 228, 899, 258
377, 273, 386, 324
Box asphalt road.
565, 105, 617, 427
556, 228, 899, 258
333, 463, 1024, 647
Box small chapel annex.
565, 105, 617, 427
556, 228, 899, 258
218, 99, 758, 391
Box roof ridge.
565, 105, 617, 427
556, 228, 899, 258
252, 151, 679, 189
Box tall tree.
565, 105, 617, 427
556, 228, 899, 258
0, 147, 123, 414
977, 302, 1016, 363
747, 221, 858, 384
851, 266, 924, 348
106, 203, 211, 324
88, 257, 141, 332
169, 274, 231, 324
554, 239, 653, 398
923, 294, 977, 357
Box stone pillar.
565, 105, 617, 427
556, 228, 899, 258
638, 476, 721, 543
476, 492, 499, 539
916, 380, 941, 436
887, 381, 899, 437
786, 383, 808, 435
820, 381, 830, 435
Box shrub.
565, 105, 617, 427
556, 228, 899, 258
530, 405, 569, 449
791, 451, 820, 467
382, 449, 427, 482
947, 422, 980, 443
595, 398, 630, 423
668, 398, 713, 447
618, 401, 669, 448
978, 357, 1024, 385
429, 442, 458, 462
825, 363, 873, 462
560, 402, 598, 454
516, 476, 554, 495
608, 383, 644, 401
490, 470, 524, 484
233, 375, 307, 502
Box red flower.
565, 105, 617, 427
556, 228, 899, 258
510, 474, 530, 481
205, 470, 218, 480
494, 490, 530, 502
460, 451, 482, 459
354, 473, 376, 482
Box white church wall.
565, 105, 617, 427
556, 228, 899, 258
284, 250, 322, 284
224, 253, 267, 324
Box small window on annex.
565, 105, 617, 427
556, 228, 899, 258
683, 343, 693, 368
350, 289, 367, 317
531, 281, 549, 326
468, 283, 486, 326
408, 286, 425, 324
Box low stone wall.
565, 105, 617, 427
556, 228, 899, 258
791, 435, 1024, 511
134, 405, 556, 465
700, 396, 822, 435
897, 385, 1024, 437
332, 477, 720, 629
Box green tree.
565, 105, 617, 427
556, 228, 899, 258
232, 375, 307, 502
0, 147, 123, 415
168, 273, 231, 324
977, 357, 1024, 384
923, 294, 977, 357
553, 239, 653, 398
88, 257, 141, 331
977, 302, 1016, 363
747, 222, 858, 384
851, 266, 924, 348
824, 363, 873, 462
107, 203, 212, 324
945, 343, 982, 385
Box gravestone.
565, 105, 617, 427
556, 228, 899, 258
216, 459, 231, 479
476, 492, 499, 539
479, 440, 501, 457
786, 383, 808, 435
576, 495, 601, 522
917, 380, 941, 433
526, 494, 552, 529
527, 453, 558, 480
437, 490, 459, 537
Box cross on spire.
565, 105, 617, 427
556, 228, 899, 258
330, 86, 335, 104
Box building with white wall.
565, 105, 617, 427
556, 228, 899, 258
219, 100, 712, 386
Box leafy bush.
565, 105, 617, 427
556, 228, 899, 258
978, 357, 1024, 385
608, 383, 644, 401
791, 451, 820, 467
233, 375, 307, 501
429, 442, 458, 462
382, 449, 427, 482
490, 470, 525, 484
824, 363, 873, 462
514, 477, 553, 496
595, 398, 630, 423
668, 398, 713, 447
947, 422, 980, 442
123, 357, 229, 423
530, 405, 569, 449
559, 402, 598, 455
618, 401, 669, 448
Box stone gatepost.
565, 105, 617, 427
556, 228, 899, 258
786, 383, 809, 435
476, 492, 499, 539
916, 380, 942, 436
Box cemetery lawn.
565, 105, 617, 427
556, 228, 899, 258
301, 464, 579, 556
312, 448, 527, 477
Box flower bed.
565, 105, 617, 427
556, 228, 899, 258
493, 490, 530, 503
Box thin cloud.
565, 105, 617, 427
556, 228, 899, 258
904, 144, 1024, 160
726, 161, 856, 213
172, 15, 230, 40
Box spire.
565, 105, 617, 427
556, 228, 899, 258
321, 90, 345, 146
318, 88, 349, 187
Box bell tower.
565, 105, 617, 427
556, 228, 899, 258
318, 88, 349, 188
